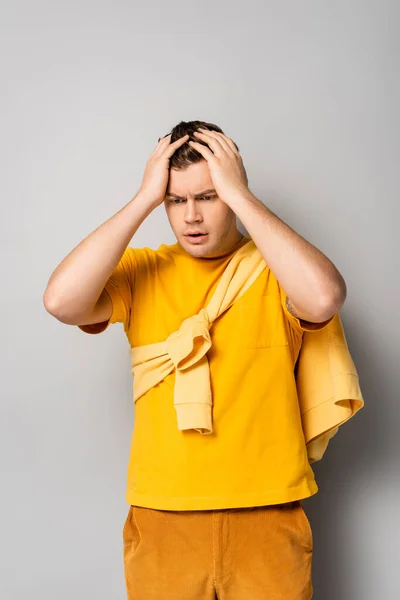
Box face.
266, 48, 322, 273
164, 160, 243, 258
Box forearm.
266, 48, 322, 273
229, 191, 346, 311
43, 190, 156, 320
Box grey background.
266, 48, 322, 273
1, 1, 399, 598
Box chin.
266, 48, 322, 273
185, 245, 209, 256
182, 239, 211, 256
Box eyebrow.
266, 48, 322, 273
165, 188, 217, 199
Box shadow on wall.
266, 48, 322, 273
306, 307, 388, 600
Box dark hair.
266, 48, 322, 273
160, 120, 240, 170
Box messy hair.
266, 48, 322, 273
160, 120, 240, 171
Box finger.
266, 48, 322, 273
216, 132, 240, 154
198, 129, 239, 155
196, 129, 235, 155
152, 134, 172, 156
192, 131, 225, 157
154, 133, 186, 158
188, 140, 215, 162
163, 134, 190, 158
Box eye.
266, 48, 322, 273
200, 195, 215, 201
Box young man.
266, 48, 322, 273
44, 120, 347, 599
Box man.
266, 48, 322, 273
43, 120, 347, 599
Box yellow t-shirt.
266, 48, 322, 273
79, 235, 335, 510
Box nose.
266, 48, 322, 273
183, 199, 203, 224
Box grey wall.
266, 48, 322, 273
1, 1, 399, 598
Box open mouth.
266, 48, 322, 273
185, 233, 208, 243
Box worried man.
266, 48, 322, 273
44, 120, 347, 599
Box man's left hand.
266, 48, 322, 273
188, 128, 251, 206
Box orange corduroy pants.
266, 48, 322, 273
123, 499, 313, 599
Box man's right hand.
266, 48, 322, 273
43, 132, 190, 326
138, 133, 189, 208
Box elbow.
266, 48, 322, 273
320, 279, 347, 320
43, 288, 59, 315
43, 288, 69, 322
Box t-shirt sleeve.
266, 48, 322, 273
77, 246, 136, 335
278, 283, 336, 333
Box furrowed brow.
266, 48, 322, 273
166, 188, 217, 199
194, 189, 217, 197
